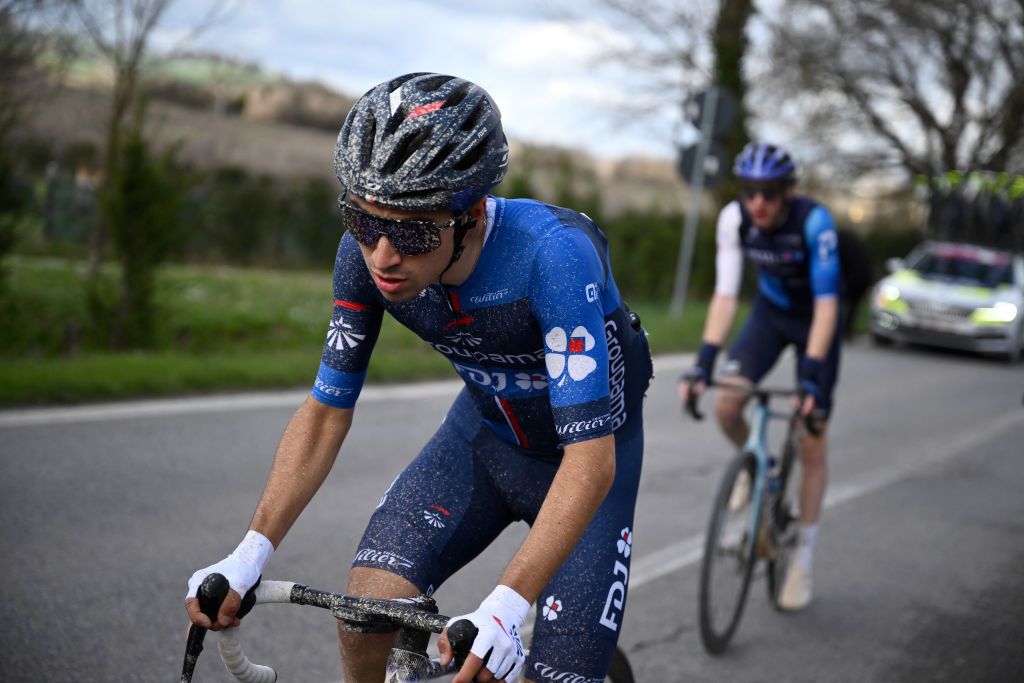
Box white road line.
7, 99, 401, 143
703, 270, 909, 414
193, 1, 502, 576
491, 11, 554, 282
0, 353, 696, 428
627, 407, 1024, 589
0, 379, 464, 427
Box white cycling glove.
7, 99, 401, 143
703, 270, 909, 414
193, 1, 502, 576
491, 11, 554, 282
186, 530, 274, 602
447, 585, 530, 682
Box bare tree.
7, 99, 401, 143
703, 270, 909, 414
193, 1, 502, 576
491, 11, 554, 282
1, 1, 73, 287
64, 0, 234, 346
580, 0, 720, 119
759, 0, 1024, 180
0, 1, 71, 146
562, 0, 755, 203
68, 0, 233, 278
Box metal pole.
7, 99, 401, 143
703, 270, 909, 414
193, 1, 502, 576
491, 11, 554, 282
669, 87, 719, 318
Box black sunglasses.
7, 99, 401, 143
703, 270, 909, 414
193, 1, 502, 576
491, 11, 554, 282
740, 184, 784, 201
339, 195, 459, 256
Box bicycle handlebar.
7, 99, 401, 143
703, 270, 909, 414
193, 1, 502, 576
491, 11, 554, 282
180, 573, 478, 682
682, 379, 822, 437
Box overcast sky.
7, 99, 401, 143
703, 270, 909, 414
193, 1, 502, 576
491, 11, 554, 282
156, 0, 682, 161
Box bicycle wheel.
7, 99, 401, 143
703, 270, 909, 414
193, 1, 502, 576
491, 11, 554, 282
766, 426, 801, 608
698, 451, 760, 655
604, 646, 635, 683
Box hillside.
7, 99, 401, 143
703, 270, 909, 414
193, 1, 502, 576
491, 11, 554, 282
13, 75, 694, 216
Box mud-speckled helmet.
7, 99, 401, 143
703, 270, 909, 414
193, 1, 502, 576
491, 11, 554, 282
733, 142, 797, 183
335, 73, 509, 215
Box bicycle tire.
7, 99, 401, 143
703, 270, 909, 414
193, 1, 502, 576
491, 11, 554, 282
605, 645, 635, 683
766, 424, 801, 608
698, 451, 760, 655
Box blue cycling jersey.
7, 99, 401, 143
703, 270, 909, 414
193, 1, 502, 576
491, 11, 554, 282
311, 196, 652, 454
716, 196, 841, 314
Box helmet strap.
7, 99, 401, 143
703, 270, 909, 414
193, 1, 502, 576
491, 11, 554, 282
438, 213, 477, 282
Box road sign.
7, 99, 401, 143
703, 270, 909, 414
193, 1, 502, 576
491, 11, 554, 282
686, 86, 739, 137
677, 140, 728, 189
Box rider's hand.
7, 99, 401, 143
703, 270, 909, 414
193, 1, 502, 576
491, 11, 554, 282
440, 585, 530, 683
798, 356, 824, 416
184, 530, 274, 630
680, 342, 720, 402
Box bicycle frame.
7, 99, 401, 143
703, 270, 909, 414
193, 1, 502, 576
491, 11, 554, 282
742, 393, 794, 532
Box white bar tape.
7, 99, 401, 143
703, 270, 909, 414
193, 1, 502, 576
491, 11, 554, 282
218, 627, 277, 683
254, 581, 296, 604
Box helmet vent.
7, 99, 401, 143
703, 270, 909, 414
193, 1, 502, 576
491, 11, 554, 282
422, 142, 457, 175
453, 135, 489, 171
383, 106, 408, 137
417, 74, 455, 92
357, 114, 377, 169
460, 103, 487, 132
446, 82, 471, 108
385, 128, 433, 174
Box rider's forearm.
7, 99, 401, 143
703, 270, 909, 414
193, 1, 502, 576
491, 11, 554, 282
498, 434, 616, 603
806, 297, 839, 359
249, 396, 353, 548
703, 293, 739, 346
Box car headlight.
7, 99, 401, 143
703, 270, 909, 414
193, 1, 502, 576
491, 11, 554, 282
874, 284, 907, 312
972, 302, 1018, 324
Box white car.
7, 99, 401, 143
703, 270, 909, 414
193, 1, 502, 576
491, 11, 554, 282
870, 241, 1024, 362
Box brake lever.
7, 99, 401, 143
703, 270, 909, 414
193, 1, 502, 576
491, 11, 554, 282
180, 573, 261, 682
180, 574, 227, 682
796, 391, 823, 437
446, 618, 479, 670
683, 380, 705, 421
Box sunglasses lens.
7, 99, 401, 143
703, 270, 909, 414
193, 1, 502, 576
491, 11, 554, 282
742, 185, 781, 201
381, 221, 441, 255
341, 203, 442, 256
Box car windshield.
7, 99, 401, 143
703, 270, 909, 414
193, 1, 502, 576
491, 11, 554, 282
908, 246, 1014, 288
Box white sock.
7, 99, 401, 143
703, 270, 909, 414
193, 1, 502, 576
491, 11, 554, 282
796, 523, 819, 570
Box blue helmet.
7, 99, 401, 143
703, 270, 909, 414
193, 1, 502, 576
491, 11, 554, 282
733, 142, 797, 183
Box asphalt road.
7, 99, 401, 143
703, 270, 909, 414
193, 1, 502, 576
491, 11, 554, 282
1, 339, 1022, 682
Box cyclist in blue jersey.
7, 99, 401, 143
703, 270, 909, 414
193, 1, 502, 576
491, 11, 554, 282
185, 73, 652, 683
680, 142, 841, 611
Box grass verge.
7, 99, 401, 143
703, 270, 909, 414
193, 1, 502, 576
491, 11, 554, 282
0, 256, 720, 406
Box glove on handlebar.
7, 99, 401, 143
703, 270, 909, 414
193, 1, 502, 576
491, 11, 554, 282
186, 530, 274, 602
447, 585, 530, 682
681, 342, 721, 384
798, 356, 825, 403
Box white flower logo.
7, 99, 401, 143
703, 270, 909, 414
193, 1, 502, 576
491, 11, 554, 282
616, 527, 632, 558
446, 330, 482, 346
544, 326, 597, 385
422, 510, 446, 528
515, 372, 548, 391
542, 595, 562, 621
327, 315, 365, 350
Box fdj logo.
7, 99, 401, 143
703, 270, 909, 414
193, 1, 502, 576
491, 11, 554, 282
585, 283, 599, 303
599, 527, 632, 632
515, 372, 547, 391
545, 326, 597, 386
